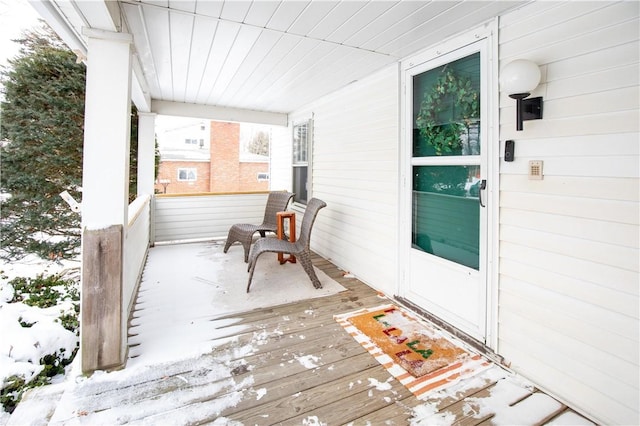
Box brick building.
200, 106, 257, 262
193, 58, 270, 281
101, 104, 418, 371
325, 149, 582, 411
155, 119, 270, 194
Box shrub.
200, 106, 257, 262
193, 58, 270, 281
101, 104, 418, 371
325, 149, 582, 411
1, 272, 79, 413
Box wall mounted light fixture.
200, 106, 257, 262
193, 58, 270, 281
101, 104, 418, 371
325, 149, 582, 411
500, 59, 543, 131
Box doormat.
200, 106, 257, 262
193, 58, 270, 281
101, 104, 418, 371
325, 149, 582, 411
334, 304, 492, 399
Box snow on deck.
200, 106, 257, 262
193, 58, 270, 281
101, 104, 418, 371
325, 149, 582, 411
5, 246, 596, 425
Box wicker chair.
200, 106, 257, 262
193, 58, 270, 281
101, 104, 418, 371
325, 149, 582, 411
223, 191, 294, 263
246, 198, 327, 292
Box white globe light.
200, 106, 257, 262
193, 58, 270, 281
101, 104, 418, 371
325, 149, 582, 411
500, 59, 541, 95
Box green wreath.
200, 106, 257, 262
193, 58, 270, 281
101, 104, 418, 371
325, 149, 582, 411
416, 68, 479, 155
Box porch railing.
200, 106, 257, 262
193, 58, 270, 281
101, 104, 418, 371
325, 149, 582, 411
151, 191, 270, 244
125, 194, 151, 315
121, 191, 271, 355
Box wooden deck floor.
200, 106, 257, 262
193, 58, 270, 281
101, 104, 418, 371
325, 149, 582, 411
11, 251, 596, 425
122, 252, 593, 425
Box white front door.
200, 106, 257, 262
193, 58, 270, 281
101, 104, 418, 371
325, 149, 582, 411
400, 31, 495, 343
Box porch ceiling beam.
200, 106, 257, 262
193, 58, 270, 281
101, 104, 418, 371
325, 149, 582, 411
131, 60, 152, 113
28, 0, 86, 54
151, 100, 288, 127
29, 1, 153, 112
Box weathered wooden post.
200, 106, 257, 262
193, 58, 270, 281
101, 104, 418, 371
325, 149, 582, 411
80, 28, 133, 373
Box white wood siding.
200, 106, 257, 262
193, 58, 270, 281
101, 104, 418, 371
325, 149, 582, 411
285, 65, 400, 296
498, 2, 639, 424
152, 192, 269, 244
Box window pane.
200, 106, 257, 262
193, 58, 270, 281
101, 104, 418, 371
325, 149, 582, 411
177, 168, 196, 181
293, 166, 307, 204
412, 165, 480, 270
293, 123, 308, 164
412, 52, 480, 157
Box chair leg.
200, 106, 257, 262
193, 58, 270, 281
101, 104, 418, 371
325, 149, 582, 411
224, 227, 255, 261
246, 242, 265, 292
242, 241, 251, 263
297, 252, 322, 289
246, 253, 259, 292
223, 234, 234, 253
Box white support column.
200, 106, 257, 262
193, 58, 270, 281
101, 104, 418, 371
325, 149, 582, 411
137, 112, 157, 197
80, 28, 133, 373
81, 28, 133, 227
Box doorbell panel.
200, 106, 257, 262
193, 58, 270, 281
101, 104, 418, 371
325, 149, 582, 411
505, 140, 515, 162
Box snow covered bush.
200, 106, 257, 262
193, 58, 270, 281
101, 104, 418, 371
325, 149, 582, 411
0, 271, 79, 413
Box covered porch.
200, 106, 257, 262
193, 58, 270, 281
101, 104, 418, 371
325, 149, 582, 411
24, 0, 531, 375
11, 238, 592, 425
25, 1, 639, 424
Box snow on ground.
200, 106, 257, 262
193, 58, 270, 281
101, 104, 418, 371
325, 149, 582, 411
0, 254, 81, 423
2, 244, 592, 425
407, 363, 594, 426
302, 416, 326, 426
47, 349, 256, 425
293, 354, 320, 369
127, 241, 345, 367
2, 241, 347, 423
0, 253, 80, 282
0, 300, 77, 378
410, 401, 456, 426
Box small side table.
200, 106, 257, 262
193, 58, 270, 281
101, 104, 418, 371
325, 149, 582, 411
276, 211, 296, 264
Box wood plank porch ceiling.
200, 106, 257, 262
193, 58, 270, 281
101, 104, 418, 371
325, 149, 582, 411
47, 0, 525, 115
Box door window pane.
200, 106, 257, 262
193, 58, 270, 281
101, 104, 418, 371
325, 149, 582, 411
413, 52, 480, 157
412, 165, 480, 270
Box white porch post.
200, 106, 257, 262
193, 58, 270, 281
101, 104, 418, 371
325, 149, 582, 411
80, 28, 133, 373
137, 112, 156, 197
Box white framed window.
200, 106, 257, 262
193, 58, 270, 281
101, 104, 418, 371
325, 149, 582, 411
292, 119, 312, 204
177, 168, 197, 181
184, 138, 204, 146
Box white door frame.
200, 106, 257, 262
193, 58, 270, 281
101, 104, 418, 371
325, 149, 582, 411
397, 20, 500, 350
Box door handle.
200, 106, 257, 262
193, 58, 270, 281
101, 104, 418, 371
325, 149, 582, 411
478, 179, 487, 208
